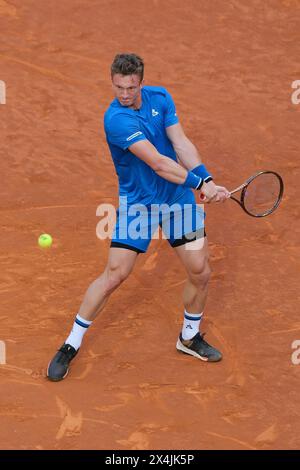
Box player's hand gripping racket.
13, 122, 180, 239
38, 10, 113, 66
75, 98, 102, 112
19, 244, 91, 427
201, 171, 284, 217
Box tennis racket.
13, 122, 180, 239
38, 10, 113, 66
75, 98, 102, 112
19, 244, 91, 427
202, 171, 284, 217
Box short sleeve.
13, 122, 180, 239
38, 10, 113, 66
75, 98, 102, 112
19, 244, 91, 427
105, 113, 146, 150
164, 89, 179, 128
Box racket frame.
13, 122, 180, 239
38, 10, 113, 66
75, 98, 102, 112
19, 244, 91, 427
229, 170, 284, 217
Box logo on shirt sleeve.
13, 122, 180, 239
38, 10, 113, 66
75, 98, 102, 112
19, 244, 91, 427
152, 108, 159, 117
126, 131, 143, 141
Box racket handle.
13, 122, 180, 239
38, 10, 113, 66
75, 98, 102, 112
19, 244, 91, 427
200, 192, 206, 201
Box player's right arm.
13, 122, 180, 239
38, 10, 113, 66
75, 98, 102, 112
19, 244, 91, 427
129, 139, 218, 201
130, 139, 190, 185
105, 112, 217, 200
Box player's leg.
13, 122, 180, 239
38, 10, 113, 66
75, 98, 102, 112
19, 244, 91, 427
175, 237, 210, 315
47, 200, 154, 382
174, 237, 222, 362
163, 189, 222, 362
77, 246, 139, 322
47, 246, 139, 381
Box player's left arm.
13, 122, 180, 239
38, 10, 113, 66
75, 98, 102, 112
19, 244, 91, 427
166, 122, 202, 170
166, 123, 230, 201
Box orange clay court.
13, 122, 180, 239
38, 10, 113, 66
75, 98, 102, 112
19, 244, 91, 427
0, 0, 299, 450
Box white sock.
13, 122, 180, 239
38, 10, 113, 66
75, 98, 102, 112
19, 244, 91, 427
65, 314, 92, 351
181, 310, 203, 340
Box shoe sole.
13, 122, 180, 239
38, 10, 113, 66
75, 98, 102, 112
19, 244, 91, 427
176, 339, 222, 362
46, 362, 69, 382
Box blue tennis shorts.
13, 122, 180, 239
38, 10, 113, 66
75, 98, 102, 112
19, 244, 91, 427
111, 189, 206, 253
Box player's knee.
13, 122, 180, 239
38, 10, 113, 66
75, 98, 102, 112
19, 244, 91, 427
105, 264, 131, 293
188, 261, 211, 287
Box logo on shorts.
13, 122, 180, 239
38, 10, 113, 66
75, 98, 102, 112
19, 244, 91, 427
152, 108, 159, 117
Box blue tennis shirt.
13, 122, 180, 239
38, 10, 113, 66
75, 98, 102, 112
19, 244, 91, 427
104, 86, 188, 206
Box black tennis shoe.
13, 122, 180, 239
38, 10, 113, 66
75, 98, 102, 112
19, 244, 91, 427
47, 343, 78, 381
176, 332, 222, 362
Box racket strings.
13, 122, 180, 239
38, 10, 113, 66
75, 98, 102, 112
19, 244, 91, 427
242, 173, 282, 216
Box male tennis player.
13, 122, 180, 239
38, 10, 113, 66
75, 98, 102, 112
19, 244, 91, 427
47, 53, 230, 381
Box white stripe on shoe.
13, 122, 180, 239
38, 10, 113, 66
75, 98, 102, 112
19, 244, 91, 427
176, 338, 208, 361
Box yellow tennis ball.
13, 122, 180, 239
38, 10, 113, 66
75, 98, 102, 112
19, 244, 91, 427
38, 233, 53, 249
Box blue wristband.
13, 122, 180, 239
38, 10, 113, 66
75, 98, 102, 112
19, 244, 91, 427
192, 164, 213, 183
183, 171, 203, 190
